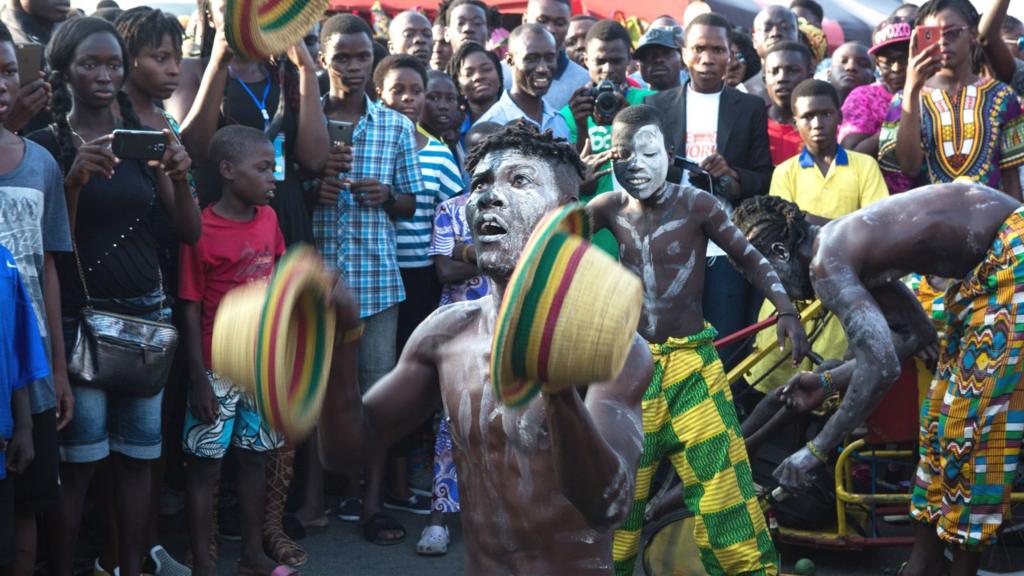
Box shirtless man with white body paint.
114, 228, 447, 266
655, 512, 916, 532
588, 104, 807, 576
317, 121, 653, 576
733, 185, 1024, 576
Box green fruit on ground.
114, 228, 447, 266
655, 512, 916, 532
794, 558, 816, 575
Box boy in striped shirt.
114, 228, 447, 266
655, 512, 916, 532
372, 54, 465, 517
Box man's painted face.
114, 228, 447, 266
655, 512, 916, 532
466, 151, 564, 278
612, 123, 669, 200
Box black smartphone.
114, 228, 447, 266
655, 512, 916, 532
14, 43, 42, 87
112, 129, 167, 161
327, 120, 354, 147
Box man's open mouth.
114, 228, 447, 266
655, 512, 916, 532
626, 176, 651, 187
476, 213, 509, 243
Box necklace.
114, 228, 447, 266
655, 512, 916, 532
68, 126, 87, 146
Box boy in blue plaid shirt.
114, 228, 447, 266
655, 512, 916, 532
311, 13, 424, 544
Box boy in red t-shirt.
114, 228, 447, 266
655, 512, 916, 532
178, 126, 291, 576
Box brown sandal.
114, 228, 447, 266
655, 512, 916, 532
263, 449, 308, 567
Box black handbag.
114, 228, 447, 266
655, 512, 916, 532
67, 241, 178, 397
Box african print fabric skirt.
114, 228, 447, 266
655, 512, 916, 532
612, 325, 778, 576
911, 206, 1024, 549
432, 417, 459, 513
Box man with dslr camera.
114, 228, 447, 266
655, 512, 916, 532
644, 12, 774, 366
561, 19, 653, 255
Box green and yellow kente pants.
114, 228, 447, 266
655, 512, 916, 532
612, 326, 779, 576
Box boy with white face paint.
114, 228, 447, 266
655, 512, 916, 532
589, 104, 809, 576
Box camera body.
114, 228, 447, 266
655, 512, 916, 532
587, 80, 622, 119
673, 156, 741, 202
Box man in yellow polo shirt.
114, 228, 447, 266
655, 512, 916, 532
744, 79, 888, 403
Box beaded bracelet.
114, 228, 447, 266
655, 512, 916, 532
818, 370, 835, 396
806, 441, 829, 464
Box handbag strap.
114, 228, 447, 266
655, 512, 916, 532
72, 238, 167, 310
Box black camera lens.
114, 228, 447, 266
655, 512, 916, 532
595, 91, 620, 117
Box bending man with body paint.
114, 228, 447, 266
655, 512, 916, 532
317, 120, 653, 576
588, 104, 809, 576
733, 185, 1024, 576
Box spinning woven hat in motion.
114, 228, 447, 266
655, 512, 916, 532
212, 245, 336, 441
223, 0, 330, 60
491, 204, 644, 407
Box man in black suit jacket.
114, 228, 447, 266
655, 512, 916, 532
643, 12, 773, 368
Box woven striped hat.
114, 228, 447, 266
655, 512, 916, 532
223, 0, 330, 60
491, 204, 643, 407
212, 245, 336, 441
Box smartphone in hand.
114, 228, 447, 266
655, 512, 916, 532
328, 120, 354, 147
914, 26, 941, 54
112, 129, 167, 161
14, 43, 42, 87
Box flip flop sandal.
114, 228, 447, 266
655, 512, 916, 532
415, 525, 450, 556
362, 512, 407, 546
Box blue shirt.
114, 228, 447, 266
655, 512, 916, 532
312, 97, 425, 318
0, 244, 48, 479
476, 91, 571, 141
395, 136, 464, 268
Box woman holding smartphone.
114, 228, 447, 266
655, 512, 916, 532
26, 16, 198, 576
879, 0, 1024, 197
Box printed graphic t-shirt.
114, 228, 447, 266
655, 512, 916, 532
0, 138, 71, 413
684, 86, 725, 256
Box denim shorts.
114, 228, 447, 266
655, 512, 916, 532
60, 291, 170, 463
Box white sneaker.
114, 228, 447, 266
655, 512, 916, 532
415, 525, 450, 556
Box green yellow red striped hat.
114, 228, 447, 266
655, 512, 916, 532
223, 0, 330, 60
212, 245, 336, 441
491, 204, 643, 407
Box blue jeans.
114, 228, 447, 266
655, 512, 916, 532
701, 257, 761, 369
61, 291, 170, 463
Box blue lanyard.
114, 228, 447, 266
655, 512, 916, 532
230, 65, 272, 129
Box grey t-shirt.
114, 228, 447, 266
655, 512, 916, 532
0, 138, 71, 413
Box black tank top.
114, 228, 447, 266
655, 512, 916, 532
198, 65, 312, 246
28, 126, 164, 313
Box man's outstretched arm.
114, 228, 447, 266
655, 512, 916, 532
318, 282, 443, 474
545, 336, 652, 532
774, 274, 903, 490
700, 190, 809, 362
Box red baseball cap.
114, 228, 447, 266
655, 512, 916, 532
869, 17, 913, 55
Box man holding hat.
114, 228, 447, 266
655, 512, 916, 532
318, 120, 653, 576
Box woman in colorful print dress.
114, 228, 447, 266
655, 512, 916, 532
879, 0, 1024, 197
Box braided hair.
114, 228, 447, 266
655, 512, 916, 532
732, 196, 810, 256
114, 6, 184, 63
915, 0, 985, 73
47, 17, 141, 174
